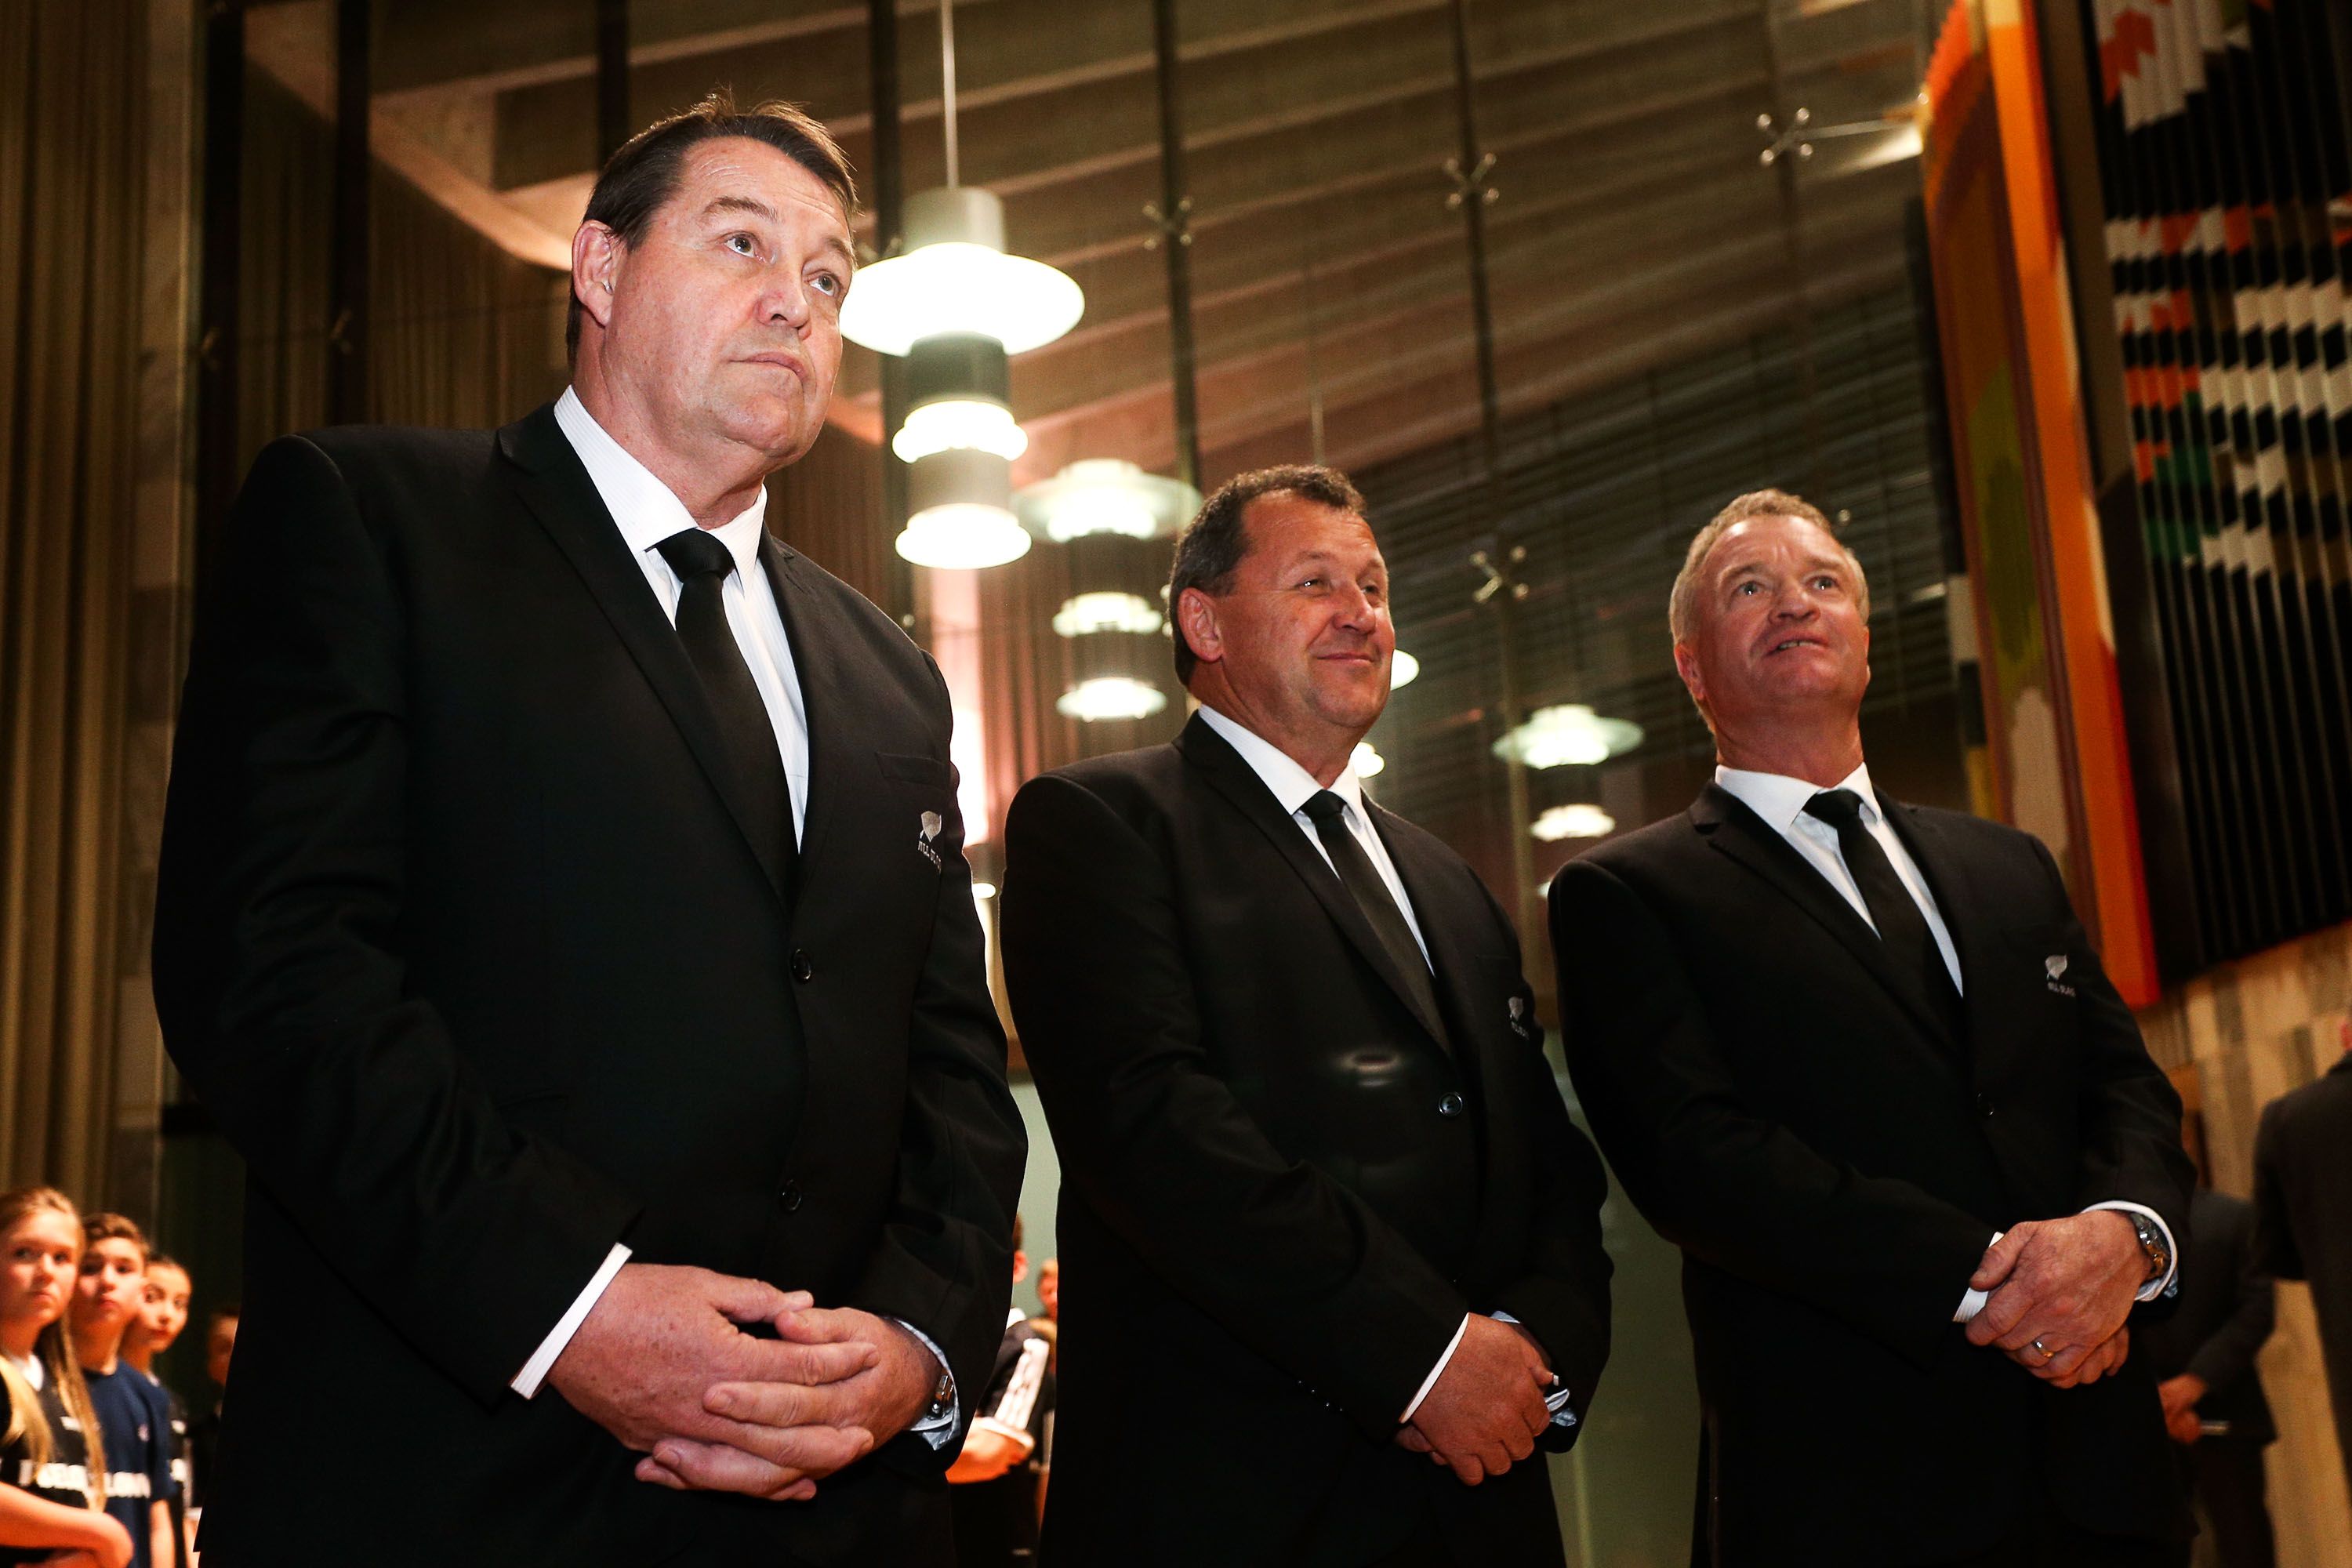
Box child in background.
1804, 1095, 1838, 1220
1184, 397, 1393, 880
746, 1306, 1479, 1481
66, 1220, 174, 1568
119, 1262, 190, 1568
0, 1187, 130, 1567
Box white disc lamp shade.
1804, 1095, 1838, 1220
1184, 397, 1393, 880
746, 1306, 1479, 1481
1491, 704, 1645, 769
1056, 676, 1168, 723
1390, 648, 1420, 689
896, 448, 1031, 569
1014, 459, 1202, 543
1053, 591, 1163, 637
1532, 803, 1617, 841
841, 188, 1084, 357
891, 331, 1027, 464
893, 399, 1027, 464
1351, 741, 1386, 779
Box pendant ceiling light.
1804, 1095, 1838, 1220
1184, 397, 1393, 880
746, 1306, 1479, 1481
1389, 648, 1420, 689
859, 0, 1081, 570
1052, 591, 1163, 637
1056, 676, 1168, 723
1491, 704, 1644, 769
1352, 741, 1386, 779
1532, 803, 1616, 841
842, 187, 1083, 357
898, 448, 1030, 568
1014, 459, 1200, 544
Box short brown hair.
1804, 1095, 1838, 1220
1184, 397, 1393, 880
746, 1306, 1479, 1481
82, 1212, 148, 1262
566, 90, 858, 360
1168, 464, 1368, 685
1667, 488, 1869, 646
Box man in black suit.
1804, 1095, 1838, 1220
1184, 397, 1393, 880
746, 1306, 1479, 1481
2252, 1024, 2352, 1495
1550, 489, 2193, 1566
2140, 1186, 2277, 1568
151, 95, 1025, 1565
1000, 466, 1613, 1567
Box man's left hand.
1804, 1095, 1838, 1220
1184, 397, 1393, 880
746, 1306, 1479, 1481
1965, 1211, 2146, 1378
636, 1307, 941, 1499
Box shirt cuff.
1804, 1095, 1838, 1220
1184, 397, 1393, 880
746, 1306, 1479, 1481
893, 1319, 960, 1450
1400, 1315, 1471, 1422
1954, 1231, 2003, 1323
2083, 1200, 2180, 1301
512, 1243, 631, 1398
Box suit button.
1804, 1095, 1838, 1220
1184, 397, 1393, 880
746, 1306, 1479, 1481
1438, 1091, 1466, 1118
791, 950, 814, 982
780, 1180, 804, 1211
1976, 1094, 1995, 1118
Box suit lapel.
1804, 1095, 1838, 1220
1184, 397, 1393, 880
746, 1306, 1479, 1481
1176, 717, 1450, 1051
1365, 803, 1476, 1063
498, 405, 790, 907
1690, 783, 1962, 1055
760, 535, 838, 878
1880, 800, 2003, 1069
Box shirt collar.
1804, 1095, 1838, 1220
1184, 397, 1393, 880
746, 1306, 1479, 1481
554, 386, 770, 579
1714, 760, 1878, 834
1196, 704, 1367, 822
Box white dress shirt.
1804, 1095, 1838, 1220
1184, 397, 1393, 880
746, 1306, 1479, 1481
1200, 706, 1573, 1429
1711, 763, 2178, 1319
512, 392, 953, 1443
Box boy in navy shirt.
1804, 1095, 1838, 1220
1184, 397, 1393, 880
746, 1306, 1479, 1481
70, 1214, 176, 1568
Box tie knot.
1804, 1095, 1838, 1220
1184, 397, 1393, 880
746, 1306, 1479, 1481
656, 527, 735, 583
1803, 788, 1867, 831
1301, 789, 1348, 826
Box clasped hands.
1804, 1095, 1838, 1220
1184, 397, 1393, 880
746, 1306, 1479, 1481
1962, 1211, 2147, 1388
545, 1262, 938, 1502
1393, 1315, 1558, 1486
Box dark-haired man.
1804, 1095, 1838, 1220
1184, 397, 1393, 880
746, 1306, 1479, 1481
1551, 490, 2191, 1565
1001, 466, 1613, 1566
154, 93, 1025, 1566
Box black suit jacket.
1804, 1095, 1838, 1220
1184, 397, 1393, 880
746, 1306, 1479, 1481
151, 407, 1027, 1566
1549, 783, 2191, 1566
2252, 1051, 2352, 1478
2139, 1189, 2275, 1443
1000, 715, 1612, 1568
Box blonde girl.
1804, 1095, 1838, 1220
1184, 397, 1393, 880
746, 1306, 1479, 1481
0, 1189, 129, 1568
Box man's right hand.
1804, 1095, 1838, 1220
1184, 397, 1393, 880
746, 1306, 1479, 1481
544, 1263, 880, 1497
1401, 1314, 1555, 1486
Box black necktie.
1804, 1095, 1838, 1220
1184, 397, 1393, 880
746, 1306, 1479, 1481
1301, 790, 1443, 1041
1802, 789, 1962, 1030
655, 528, 798, 891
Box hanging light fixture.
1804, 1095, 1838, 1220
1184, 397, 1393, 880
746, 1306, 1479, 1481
1491, 704, 1644, 769
1014, 459, 1199, 544
1053, 591, 1163, 637
1057, 677, 1168, 722
891, 332, 1027, 464
843, 188, 1083, 357
1390, 648, 1420, 689
1532, 803, 1616, 841
898, 448, 1030, 568
855, 0, 1081, 569
1352, 742, 1386, 779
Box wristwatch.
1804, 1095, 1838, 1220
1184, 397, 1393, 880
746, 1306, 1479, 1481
2125, 1209, 2171, 1283
925, 1365, 957, 1423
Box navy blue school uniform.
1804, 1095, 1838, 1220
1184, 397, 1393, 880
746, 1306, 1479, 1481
1, 1369, 101, 1566
83, 1363, 176, 1568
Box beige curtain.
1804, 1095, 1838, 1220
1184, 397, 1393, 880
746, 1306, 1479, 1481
0, 2, 148, 1192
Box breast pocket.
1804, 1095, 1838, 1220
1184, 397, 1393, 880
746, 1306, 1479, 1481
876, 750, 954, 790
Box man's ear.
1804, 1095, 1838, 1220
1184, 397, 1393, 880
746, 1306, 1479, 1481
1011, 1249, 1028, 1287
1177, 586, 1223, 670
1672, 640, 1706, 709
572, 221, 623, 336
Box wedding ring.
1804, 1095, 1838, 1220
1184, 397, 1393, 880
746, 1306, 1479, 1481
2031, 1338, 2055, 1359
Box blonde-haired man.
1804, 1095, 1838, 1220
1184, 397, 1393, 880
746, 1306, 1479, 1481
1550, 492, 2193, 1565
